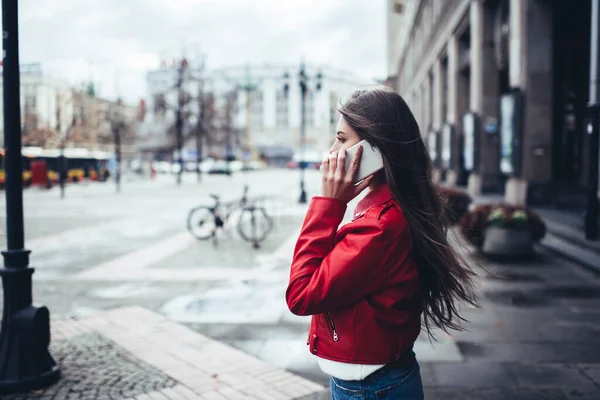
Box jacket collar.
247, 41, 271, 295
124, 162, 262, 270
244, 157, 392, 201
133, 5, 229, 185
355, 183, 395, 217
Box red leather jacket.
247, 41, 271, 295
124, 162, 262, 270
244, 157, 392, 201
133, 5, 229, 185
286, 184, 421, 364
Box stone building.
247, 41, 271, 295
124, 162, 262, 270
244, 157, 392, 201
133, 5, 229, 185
139, 62, 372, 164
0, 62, 137, 153
387, 0, 597, 210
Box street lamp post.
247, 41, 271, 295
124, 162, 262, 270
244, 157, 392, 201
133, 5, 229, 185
238, 65, 260, 165
225, 90, 238, 176
0, 0, 61, 393
195, 56, 207, 183
59, 143, 66, 198
175, 59, 187, 186
196, 77, 204, 183
285, 63, 322, 204
586, 0, 600, 240
110, 99, 124, 193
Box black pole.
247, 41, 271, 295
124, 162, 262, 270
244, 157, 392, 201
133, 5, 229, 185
59, 146, 66, 199
175, 61, 185, 186
586, 0, 600, 240
298, 64, 307, 204
0, 0, 61, 393
113, 99, 123, 193
225, 91, 235, 177
196, 78, 204, 183
113, 126, 122, 193
116, 136, 121, 193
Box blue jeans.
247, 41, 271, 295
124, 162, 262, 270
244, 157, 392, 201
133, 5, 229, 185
329, 359, 424, 400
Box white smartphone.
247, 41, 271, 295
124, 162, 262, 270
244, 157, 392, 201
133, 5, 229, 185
344, 140, 384, 183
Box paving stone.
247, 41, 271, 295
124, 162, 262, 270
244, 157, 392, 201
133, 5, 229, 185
578, 364, 600, 386
431, 362, 515, 388
423, 387, 569, 400
506, 363, 597, 390
457, 342, 600, 363
2, 332, 177, 400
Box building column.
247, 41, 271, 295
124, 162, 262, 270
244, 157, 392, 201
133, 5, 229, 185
468, 0, 501, 195
411, 90, 420, 132
446, 35, 461, 186
504, 0, 553, 206
433, 59, 444, 131
424, 76, 432, 134
421, 83, 427, 134
468, 0, 484, 195
432, 59, 444, 183
505, 0, 528, 205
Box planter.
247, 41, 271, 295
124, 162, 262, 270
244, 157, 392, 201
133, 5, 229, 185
482, 227, 534, 259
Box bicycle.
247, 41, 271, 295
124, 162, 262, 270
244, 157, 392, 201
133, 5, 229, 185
186, 185, 274, 249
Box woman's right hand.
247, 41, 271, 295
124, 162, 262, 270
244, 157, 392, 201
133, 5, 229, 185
320, 146, 373, 204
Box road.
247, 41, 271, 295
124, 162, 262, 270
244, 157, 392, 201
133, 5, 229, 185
0, 169, 599, 399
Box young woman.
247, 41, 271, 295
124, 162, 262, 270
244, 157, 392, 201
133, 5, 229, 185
286, 87, 477, 399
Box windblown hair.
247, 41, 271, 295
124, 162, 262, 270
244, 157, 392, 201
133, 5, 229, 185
338, 86, 478, 338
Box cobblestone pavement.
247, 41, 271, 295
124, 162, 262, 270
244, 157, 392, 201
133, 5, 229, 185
0, 170, 600, 399
3, 333, 178, 400
4, 307, 325, 400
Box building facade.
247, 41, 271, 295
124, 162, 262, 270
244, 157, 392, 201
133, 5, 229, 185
139, 62, 373, 163
0, 63, 137, 152
387, 0, 597, 210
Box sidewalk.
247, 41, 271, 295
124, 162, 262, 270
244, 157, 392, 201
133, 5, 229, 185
534, 207, 600, 274
4, 306, 325, 400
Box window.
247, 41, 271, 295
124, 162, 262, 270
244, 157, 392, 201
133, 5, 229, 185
250, 91, 263, 130
304, 90, 315, 128
276, 89, 289, 129
24, 94, 36, 114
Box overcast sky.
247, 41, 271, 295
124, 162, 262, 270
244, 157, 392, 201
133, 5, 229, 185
2, 0, 387, 105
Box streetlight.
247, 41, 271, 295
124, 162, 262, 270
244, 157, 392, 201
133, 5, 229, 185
237, 65, 261, 164
175, 58, 188, 186
110, 98, 125, 193
586, 0, 600, 240
0, 0, 61, 393
284, 62, 323, 204
195, 60, 206, 183
161, 57, 206, 186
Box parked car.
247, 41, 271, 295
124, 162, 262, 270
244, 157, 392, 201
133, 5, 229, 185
154, 161, 171, 174
208, 160, 231, 175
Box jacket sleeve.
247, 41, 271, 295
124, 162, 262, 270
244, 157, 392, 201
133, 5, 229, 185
286, 196, 401, 316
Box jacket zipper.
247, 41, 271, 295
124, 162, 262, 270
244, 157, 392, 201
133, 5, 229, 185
326, 312, 339, 342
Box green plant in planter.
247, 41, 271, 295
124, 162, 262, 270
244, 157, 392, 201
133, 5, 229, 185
487, 208, 507, 228
459, 203, 546, 248
510, 210, 529, 230
487, 208, 530, 230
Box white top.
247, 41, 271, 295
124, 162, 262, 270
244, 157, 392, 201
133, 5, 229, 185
316, 357, 385, 381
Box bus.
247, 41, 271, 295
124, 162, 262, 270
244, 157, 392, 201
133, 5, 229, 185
0, 147, 112, 189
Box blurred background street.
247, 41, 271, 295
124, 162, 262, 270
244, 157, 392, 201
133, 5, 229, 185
0, 169, 598, 399
1, 0, 600, 398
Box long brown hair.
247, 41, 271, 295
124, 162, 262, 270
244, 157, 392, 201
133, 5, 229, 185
338, 86, 478, 338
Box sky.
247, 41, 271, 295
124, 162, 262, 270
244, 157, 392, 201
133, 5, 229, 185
2, 0, 387, 105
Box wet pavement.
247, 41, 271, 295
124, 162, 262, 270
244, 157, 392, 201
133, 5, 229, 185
0, 169, 599, 399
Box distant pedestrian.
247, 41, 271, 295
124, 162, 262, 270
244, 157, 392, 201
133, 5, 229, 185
150, 162, 157, 180
286, 86, 478, 399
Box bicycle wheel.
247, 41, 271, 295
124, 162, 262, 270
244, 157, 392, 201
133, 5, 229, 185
187, 206, 216, 240
237, 206, 273, 245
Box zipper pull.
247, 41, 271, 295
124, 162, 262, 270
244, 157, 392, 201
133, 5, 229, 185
326, 312, 339, 342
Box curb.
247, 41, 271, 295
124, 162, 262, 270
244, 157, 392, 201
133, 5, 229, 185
539, 233, 600, 275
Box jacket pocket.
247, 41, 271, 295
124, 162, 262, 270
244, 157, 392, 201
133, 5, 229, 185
326, 312, 339, 342
309, 334, 318, 355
